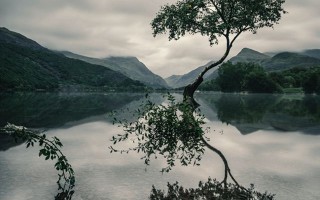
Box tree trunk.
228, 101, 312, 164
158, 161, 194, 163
183, 76, 203, 109
182, 38, 234, 108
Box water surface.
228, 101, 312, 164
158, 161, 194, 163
0, 92, 319, 200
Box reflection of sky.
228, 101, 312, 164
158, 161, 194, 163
1, 120, 320, 200
205, 120, 320, 200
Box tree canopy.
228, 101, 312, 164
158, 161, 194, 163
152, 0, 286, 46
215, 62, 282, 93
111, 0, 287, 198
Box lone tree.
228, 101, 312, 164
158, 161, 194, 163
151, 0, 286, 107
111, 0, 286, 198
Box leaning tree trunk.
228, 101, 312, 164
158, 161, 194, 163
182, 41, 233, 109
182, 42, 243, 187
183, 76, 203, 108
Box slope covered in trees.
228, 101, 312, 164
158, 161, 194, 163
200, 62, 320, 94
0, 28, 146, 91
62, 51, 168, 88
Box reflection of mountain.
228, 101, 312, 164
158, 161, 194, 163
0, 93, 143, 128
0, 93, 167, 150
196, 93, 320, 135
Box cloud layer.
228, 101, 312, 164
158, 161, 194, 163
1, 0, 319, 77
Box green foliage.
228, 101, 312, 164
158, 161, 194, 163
269, 67, 307, 88
0, 123, 75, 199
302, 68, 320, 94
151, 0, 286, 45
213, 62, 282, 93
245, 71, 283, 93
268, 67, 320, 94
149, 178, 275, 200
110, 94, 207, 173
216, 62, 261, 92
199, 79, 221, 91
281, 87, 303, 94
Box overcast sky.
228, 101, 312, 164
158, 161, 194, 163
1, 0, 320, 78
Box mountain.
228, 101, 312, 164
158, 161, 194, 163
0, 27, 145, 91
166, 47, 320, 89
62, 51, 168, 89
165, 75, 182, 88
165, 60, 217, 88
262, 52, 320, 71
302, 49, 320, 60
166, 48, 273, 89
229, 48, 271, 64
229, 47, 320, 71
0, 27, 43, 50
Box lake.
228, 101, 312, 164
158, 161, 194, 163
0, 92, 320, 200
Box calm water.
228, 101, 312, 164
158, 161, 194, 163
0, 92, 320, 200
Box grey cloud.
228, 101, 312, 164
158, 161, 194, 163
0, 0, 319, 77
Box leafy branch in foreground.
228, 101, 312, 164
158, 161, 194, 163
0, 123, 75, 200
110, 94, 207, 173
110, 94, 236, 184
150, 178, 275, 200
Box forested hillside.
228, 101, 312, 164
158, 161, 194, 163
0, 28, 146, 91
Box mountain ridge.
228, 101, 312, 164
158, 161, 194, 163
229, 48, 271, 64
168, 47, 320, 87
165, 60, 217, 88
229, 47, 320, 71
61, 51, 168, 88
0, 28, 146, 91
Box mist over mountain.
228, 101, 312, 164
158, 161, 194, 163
2, 27, 319, 92
262, 52, 320, 71
62, 51, 168, 88
165, 60, 217, 89
0, 27, 145, 91
170, 47, 320, 88
229, 47, 320, 71
302, 49, 320, 60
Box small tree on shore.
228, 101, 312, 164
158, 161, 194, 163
151, 0, 286, 107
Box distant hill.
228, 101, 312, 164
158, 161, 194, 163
62, 51, 168, 89
262, 52, 320, 71
302, 49, 320, 60
228, 47, 320, 71
165, 60, 216, 88
229, 48, 271, 64
166, 47, 274, 88
165, 75, 182, 88
0, 27, 43, 50
162, 47, 320, 89
0, 27, 145, 91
